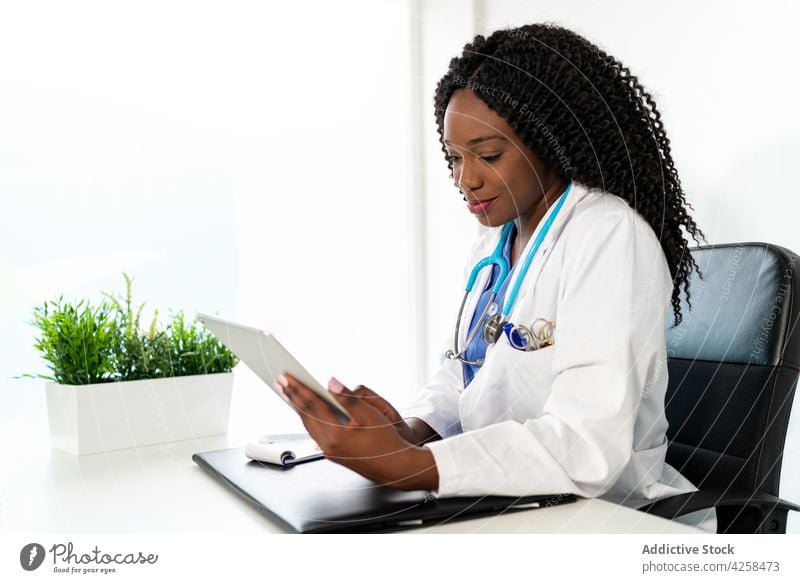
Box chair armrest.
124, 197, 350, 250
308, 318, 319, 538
638, 489, 800, 520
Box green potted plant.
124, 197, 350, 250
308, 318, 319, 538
18, 273, 239, 455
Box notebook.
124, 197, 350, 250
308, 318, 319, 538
192, 445, 578, 533
245, 434, 324, 466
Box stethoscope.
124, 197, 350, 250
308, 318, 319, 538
445, 181, 572, 366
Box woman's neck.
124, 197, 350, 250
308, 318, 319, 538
510, 178, 570, 267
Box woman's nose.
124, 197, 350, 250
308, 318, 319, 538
455, 159, 483, 194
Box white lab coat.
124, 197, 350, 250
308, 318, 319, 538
400, 181, 717, 533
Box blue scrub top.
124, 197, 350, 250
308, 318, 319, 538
462, 222, 518, 388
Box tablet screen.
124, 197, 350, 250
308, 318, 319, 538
197, 313, 351, 424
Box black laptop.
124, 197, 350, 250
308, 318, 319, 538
192, 446, 577, 533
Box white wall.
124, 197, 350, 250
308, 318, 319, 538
475, 0, 800, 249
224, 0, 416, 403
415, 0, 485, 383
0, 0, 417, 427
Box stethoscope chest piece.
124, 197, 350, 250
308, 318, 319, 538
482, 313, 505, 344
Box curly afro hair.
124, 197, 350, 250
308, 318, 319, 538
434, 23, 706, 327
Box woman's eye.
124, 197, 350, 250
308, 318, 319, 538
446, 153, 501, 164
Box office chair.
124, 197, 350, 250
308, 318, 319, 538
638, 242, 800, 533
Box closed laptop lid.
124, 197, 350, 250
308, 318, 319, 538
193, 447, 577, 533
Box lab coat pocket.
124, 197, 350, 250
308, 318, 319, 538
497, 339, 557, 422
459, 338, 557, 431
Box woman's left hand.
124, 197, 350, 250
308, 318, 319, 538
276, 372, 439, 492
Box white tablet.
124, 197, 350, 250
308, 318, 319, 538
197, 313, 351, 425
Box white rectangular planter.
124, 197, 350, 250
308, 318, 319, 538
45, 372, 233, 456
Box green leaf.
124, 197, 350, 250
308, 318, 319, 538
18, 272, 238, 384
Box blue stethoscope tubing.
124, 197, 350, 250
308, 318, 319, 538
446, 181, 573, 365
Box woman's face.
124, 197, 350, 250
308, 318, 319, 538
443, 88, 560, 228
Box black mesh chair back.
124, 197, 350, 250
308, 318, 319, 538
640, 242, 800, 533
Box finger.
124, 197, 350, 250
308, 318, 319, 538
351, 385, 403, 423
327, 376, 354, 395
278, 373, 343, 430
278, 373, 332, 419
351, 385, 381, 402
329, 379, 403, 424
328, 379, 382, 406
326, 378, 394, 429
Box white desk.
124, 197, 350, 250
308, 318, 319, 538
0, 372, 701, 534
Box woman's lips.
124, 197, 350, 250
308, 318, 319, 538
467, 196, 498, 214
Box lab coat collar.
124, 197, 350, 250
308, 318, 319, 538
459, 181, 594, 348
505, 180, 594, 315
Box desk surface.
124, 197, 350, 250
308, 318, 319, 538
1, 372, 701, 534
